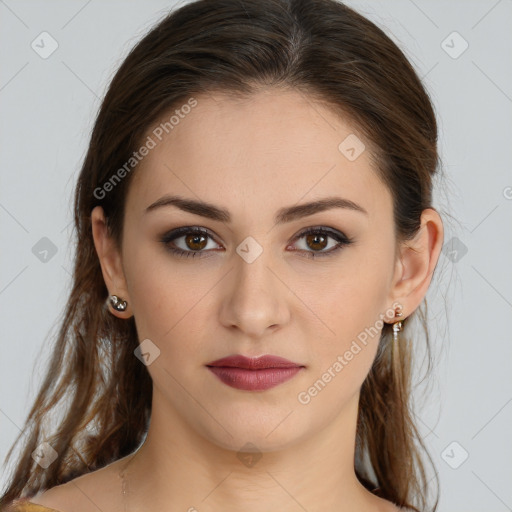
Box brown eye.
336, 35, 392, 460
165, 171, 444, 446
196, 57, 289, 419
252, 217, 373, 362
305, 233, 328, 251
161, 226, 354, 260
185, 233, 208, 251
291, 227, 354, 259
160, 227, 220, 259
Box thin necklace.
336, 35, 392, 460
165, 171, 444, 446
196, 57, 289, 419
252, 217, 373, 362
118, 450, 382, 511
119, 452, 137, 512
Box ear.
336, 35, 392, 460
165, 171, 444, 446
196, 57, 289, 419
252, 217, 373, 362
386, 208, 444, 320
91, 205, 133, 318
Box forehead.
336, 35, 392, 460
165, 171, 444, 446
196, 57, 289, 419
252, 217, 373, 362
126, 88, 390, 226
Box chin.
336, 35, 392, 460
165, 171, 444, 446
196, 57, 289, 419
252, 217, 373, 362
195, 412, 308, 455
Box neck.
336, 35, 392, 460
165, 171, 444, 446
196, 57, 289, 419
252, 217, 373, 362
119, 389, 380, 512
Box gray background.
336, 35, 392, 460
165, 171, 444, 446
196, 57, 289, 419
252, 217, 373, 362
1, 1, 511, 510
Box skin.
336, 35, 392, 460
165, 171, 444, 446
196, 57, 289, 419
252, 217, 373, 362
32, 88, 443, 512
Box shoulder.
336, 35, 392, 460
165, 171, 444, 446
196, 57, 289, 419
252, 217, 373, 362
4, 496, 62, 512
23, 483, 75, 512
27, 458, 128, 512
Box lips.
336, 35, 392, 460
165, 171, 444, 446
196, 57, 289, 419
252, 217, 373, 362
206, 354, 302, 370
206, 354, 304, 391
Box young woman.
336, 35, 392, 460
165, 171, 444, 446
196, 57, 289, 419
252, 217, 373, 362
1, 0, 445, 510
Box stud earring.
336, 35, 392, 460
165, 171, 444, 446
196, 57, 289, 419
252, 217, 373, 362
109, 294, 128, 312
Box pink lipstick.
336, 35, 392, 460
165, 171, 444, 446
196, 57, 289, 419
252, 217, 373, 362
206, 354, 304, 391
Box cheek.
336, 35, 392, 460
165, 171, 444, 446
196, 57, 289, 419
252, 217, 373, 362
123, 243, 219, 366
323, 257, 390, 334
298, 277, 388, 411
123, 244, 187, 338
305, 247, 392, 381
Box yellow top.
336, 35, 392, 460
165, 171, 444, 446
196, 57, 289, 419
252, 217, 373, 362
4, 499, 61, 512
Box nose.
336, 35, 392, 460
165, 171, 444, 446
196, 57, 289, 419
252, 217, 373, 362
219, 246, 290, 339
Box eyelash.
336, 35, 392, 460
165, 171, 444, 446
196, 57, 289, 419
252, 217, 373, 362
160, 226, 354, 260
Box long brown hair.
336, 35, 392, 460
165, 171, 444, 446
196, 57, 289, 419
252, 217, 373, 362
1, 0, 443, 509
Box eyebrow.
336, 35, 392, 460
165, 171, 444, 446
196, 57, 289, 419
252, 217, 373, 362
144, 194, 368, 224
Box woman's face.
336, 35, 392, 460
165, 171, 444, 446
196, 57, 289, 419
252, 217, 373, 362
97, 88, 404, 452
